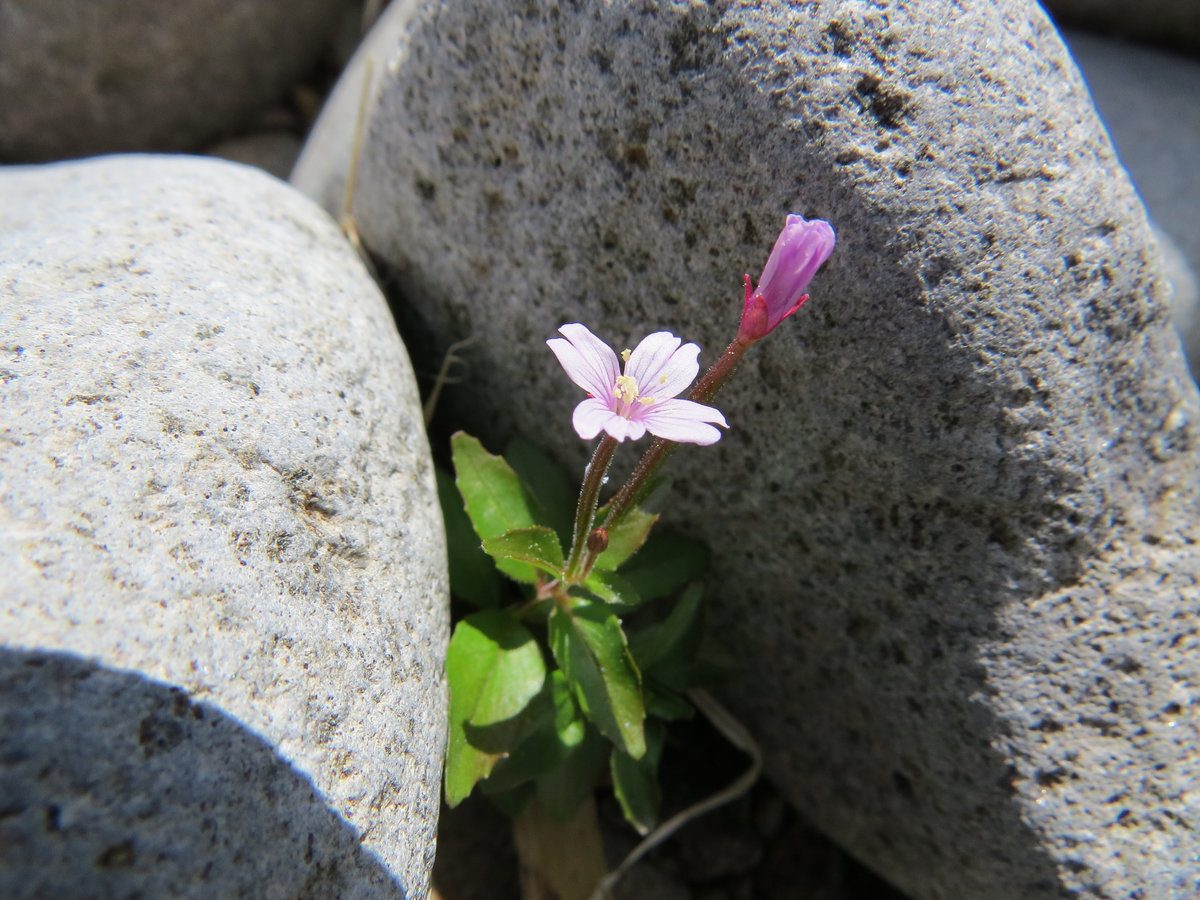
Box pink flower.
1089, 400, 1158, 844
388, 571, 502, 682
547, 324, 727, 445
738, 214, 836, 342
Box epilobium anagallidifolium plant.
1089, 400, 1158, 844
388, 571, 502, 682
439, 213, 835, 833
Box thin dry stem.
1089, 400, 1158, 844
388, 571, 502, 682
423, 336, 480, 426
588, 689, 762, 900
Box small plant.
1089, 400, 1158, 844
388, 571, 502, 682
438, 214, 835, 893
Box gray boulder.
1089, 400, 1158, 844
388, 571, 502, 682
0, 0, 346, 162
0, 155, 448, 899
1062, 30, 1200, 375
295, 1, 1200, 897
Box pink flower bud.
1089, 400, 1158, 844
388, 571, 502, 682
738, 214, 835, 342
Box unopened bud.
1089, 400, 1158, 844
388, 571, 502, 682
587, 527, 609, 555
738, 213, 835, 342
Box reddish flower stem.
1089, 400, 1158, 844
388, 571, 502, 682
565, 435, 619, 582
603, 335, 754, 530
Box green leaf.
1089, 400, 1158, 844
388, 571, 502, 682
636, 474, 674, 513
583, 569, 642, 609
679, 635, 738, 689
644, 686, 695, 721
436, 467, 504, 608
482, 526, 564, 578
483, 670, 585, 794
484, 781, 535, 818
535, 726, 610, 821
618, 530, 709, 602
628, 583, 704, 675
445, 611, 546, 806
631, 586, 737, 692
611, 720, 665, 835
549, 603, 645, 758
594, 506, 658, 571
451, 432, 540, 584
505, 437, 575, 548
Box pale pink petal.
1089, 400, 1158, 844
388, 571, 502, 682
603, 415, 646, 442
624, 331, 681, 386
548, 324, 620, 399
572, 398, 619, 440
639, 398, 728, 445
624, 332, 700, 401
644, 341, 702, 399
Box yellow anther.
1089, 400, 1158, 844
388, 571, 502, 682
614, 374, 639, 404
621, 348, 632, 363
638, 396, 655, 405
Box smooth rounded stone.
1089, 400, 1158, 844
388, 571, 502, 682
0, 0, 346, 162
1062, 30, 1200, 372
1042, 0, 1200, 57
293, 2, 1200, 899
0, 155, 448, 899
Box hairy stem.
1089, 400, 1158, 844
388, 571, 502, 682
565, 436, 618, 582
603, 336, 753, 530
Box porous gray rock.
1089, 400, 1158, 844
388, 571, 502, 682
0, 155, 448, 899
294, 1, 1200, 898
1041, 0, 1200, 58
1062, 30, 1200, 374
0, 0, 346, 162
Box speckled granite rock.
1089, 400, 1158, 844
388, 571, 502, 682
0, 0, 346, 162
293, 2, 1200, 898
1042, 0, 1200, 58
1062, 30, 1200, 375
0, 155, 448, 899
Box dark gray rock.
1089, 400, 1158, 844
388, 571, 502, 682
1042, 0, 1200, 58
0, 649, 405, 900
0, 155, 448, 899
0, 0, 346, 162
206, 129, 303, 180
295, 1, 1200, 897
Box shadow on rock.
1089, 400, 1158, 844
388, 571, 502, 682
0, 647, 408, 899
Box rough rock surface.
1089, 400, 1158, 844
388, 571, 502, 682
1062, 30, 1200, 372
1042, 0, 1200, 58
0, 155, 448, 899
0, 0, 346, 162
294, 2, 1200, 898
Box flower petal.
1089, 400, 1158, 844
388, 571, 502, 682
572, 398, 618, 440
624, 331, 680, 383
639, 398, 728, 446
604, 415, 646, 442
756, 215, 836, 330
548, 324, 620, 400
627, 333, 700, 400
651, 341, 702, 399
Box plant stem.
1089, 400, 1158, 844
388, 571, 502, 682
603, 335, 754, 530
565, 435, 618, 582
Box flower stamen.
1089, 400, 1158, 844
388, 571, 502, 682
614, 374, 640, 404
